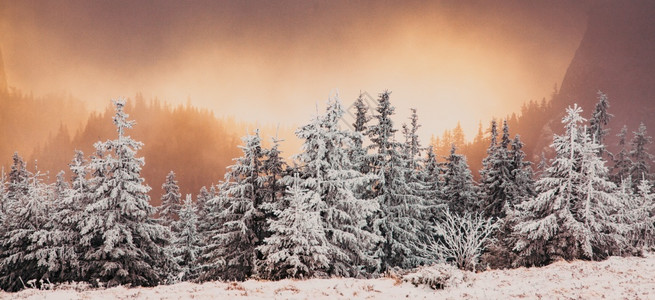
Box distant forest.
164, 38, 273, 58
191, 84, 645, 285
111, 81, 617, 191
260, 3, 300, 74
0, 88, 295, 203
1, 83, 560, 201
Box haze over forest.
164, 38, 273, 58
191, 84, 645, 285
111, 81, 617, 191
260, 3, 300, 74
1, 0, 654, 199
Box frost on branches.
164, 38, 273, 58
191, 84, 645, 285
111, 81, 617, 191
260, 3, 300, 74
480, 120, 535, 219
287, 96, 380, 277
366, 91, 431, 271
514, 104, 624, 266
429, 210, 496, 271
0, 161, 53, 291
442, 145, 479, 216
159, 171, 182, 228
79, 99, 174, 287
257, 174, 330, 279
200, 130, 265, 281
173, 195, 201, 281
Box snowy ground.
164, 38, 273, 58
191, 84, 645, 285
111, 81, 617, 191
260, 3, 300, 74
5, 253, 655, 299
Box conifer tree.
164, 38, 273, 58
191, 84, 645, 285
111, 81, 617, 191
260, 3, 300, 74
352, 93, 372, 174
611, 126, 632, 184
629, 123, 653, 183
160, 171, 182, 228
80, 99, 174, 287
442, 145, 479, 215
174, 194, 201, 281
289, 96, 380, 276
261, 136, 287, 214
195, 186, 213, 236
480, 121, 534, 219
401, 108, 422, 170
620, 176, 655, 250
420, 145, 445, 220
0, 169, 54, 291
53, 151, 92, 282
353, 93, 372, 135
509, 135, 535, 205
257, 175, 330, 279
200, 131, 265, 281
0, 171, 6, 226
514, 104, 623, 266
7, 152, 29, 201
587, 91, 612, 153
366, 91, 430, 271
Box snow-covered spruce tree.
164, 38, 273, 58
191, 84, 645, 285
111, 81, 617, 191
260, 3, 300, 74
479, 119, 506, 218
587, 91, 612, 157
479, 120, 535, 219
39, 170, 80, 284
0, 168, 54, 291
366, 91, 431, 271
196, 186, 210, 218
513, 104, 623, 267
200, 130, 265, 281
257, 174, 330, 279
351, 93, 372, 174
0, 171, 6, 228
629, 122, 654, 184
7, 152, 30, 201
53, 171, 69, 203
481, 126, 536, 269
420, 145, 446, 221
288, 96, 381, 277
174, 194, 202, 281
261, 136, 287, 215
50, 151, 93, 283
621, 176, 655, 250
402, 109, 445, 240
401, 109, 430, 198
401, 108, 422, 171
79, 99, 174, 287
159, 171, 182, 228
195, 185, 213, 235
611, 125, 632, 184
442, 145, 479, 216
509, 135, 536, 207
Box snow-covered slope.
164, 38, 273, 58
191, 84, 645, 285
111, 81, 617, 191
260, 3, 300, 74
6, 253, 655, 299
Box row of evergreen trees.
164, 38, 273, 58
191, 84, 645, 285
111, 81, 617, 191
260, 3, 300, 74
1, 92, 654, 291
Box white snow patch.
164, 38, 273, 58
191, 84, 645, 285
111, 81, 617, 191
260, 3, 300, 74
5, 253, 655, 299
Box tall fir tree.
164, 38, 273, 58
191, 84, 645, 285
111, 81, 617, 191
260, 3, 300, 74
174, 194, 202, 281
442, 145, 479, 215
351, 93, 372, 174
160, 171, 182, 228
261, 136, 287, 215
587, 91, 612, 155
257, 174, 330, 279
420, 145, 445, 220
0, 171, 6, 227
628, 122, 654, 184
288, 96, 380, 276
0, 168, 55, 291
79, 99, 174, 287
611, 125, 632, 184
366, 91, 431, 271
195, 185, 213, 237
53, 151, 92, 282
620, 176, 655, 250
480, 120, 534, 219
7, 152, 29, 201
633, 177, 655, 248
200, 130, 265, 281
514, 104, 623, 266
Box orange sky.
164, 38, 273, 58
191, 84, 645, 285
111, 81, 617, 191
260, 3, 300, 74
0, 0, 588, 143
